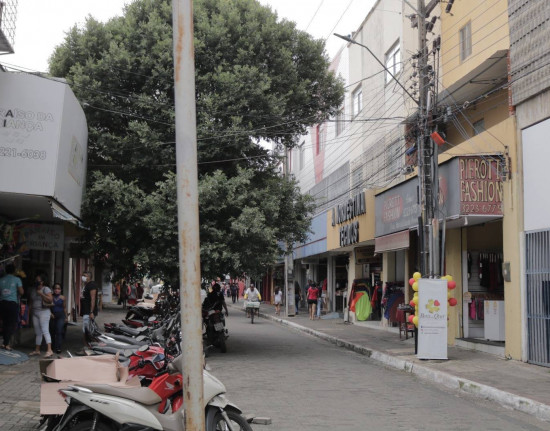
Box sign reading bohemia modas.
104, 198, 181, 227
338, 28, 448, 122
417, 278, 448, 360
332, 191, 366, 247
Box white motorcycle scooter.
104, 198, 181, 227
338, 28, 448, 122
52, 361, 252, 431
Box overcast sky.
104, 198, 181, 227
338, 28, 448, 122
5, 0, 376, 73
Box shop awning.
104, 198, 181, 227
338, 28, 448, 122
375, 230, 410, 254
0, 192, 82, 226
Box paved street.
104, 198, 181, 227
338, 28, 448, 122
1, 304, 548, 430
207, 313, 548, 431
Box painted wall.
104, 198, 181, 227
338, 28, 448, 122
440, 0, 510, 89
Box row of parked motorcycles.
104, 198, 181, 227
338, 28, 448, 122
39, 289, 249, 431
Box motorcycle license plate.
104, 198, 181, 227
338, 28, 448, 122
214, 322, 224, 331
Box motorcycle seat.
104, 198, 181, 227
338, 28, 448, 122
78, 383, 162, 405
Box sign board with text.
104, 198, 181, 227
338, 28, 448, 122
0, 72, 88, 218
417, 279, 448, 360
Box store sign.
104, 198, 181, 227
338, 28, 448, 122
332, 191, 366, 226
0, 72, 88, 218
459, 157, 503, 215
19, 223, 64, 251
332, 192, 366, 247
417, 279, 448, 360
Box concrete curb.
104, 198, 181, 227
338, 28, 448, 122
239, 306, 550, 423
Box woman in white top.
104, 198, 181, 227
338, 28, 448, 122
274, 287, 283, 315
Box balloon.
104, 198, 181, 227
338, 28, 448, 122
412, 316, 419, 326
409, 278, 415, 287
413, 292, 418, 298
413, 272, 422, 281
445, 275, 453, 281
448, 298, 458, 306
415, 305, 418, 312
412, 296, 418, 306
412, 281, 419, 292
408, 314, 415, 323
409, 300, 415, 307
448, 280, 456, 290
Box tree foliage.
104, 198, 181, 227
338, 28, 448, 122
49, 0, 343, 280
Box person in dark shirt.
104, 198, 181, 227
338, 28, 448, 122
203, 283, 228, 316
79, 271, 98, 351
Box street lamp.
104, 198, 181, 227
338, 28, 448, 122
333, 33, 418, 106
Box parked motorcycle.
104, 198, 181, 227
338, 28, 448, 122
50, 359, 252, 430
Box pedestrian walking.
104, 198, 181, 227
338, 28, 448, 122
230, 282, 238, 303
0, 263, 24, 350
274, 286, 283, 315
79, 271, 98, 353
316, 283, 324, 319
307, 281, 319, 320
119, 279, 128, 309
29, 273, 54, 357
128, 282, 137, 306
49, 283, 67, 354
294, 281, 302, 314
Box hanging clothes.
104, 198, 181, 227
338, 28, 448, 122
355, 293, 372, 321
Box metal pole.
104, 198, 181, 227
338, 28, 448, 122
172, 0, 204, 429
417, 0, 430, 277
284, 147, 295, 316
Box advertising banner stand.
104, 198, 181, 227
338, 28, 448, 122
417, 279, 448, 360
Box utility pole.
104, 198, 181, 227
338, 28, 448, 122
172, 0, 204, 429
284, 147, 295, 317
416, 0, 440, 278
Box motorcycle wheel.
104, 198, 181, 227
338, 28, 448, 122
218, 333, 227, 353
66, 419, 114, 431
206, 407, 252, 431
250, 310, 254, 324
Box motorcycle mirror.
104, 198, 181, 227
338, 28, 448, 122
138, 344, 149, 352
148, 316, 157, 322
123, 349, 134, 357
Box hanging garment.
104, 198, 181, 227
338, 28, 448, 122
349, 292, 364, 313
355, 293, 372, 321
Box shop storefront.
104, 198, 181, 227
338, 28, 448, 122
375, 156, 506, 345
326, 190, 379, 322
0, 72, 88, 322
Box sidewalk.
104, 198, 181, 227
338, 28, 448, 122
0, 302, 127, 430
230, 302, 550, 423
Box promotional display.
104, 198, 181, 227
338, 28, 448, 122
417, 278, 448, 360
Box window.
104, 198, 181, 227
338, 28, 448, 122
352, 87, 362, 118
336, 107, 345, 136
385, 42, 401, 84
459, 22, 472, 61
299, 141, 305, 170
473, 119, 485, 135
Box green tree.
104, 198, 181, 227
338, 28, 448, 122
49, 0, 343, 279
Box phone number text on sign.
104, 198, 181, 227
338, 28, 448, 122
0, 147, 47, 160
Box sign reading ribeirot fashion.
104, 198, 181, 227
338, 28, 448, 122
459, 157, 503, 215
417, 279, 448, 360
332, 192, 366, 247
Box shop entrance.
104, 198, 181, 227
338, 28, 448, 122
462, 221, 505, 345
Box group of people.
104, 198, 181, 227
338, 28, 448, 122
0, 264, 70, 356
114, 279, 143, 309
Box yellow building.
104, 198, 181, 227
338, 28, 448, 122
435, 0, 520, 358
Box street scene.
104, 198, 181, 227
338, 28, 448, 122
2, 0, 550, 430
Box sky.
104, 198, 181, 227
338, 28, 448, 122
5, 0, 376, 73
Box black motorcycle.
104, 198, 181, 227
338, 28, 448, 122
202, 306, 228, 353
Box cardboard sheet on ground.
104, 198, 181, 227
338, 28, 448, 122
39, 355, 139, 415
